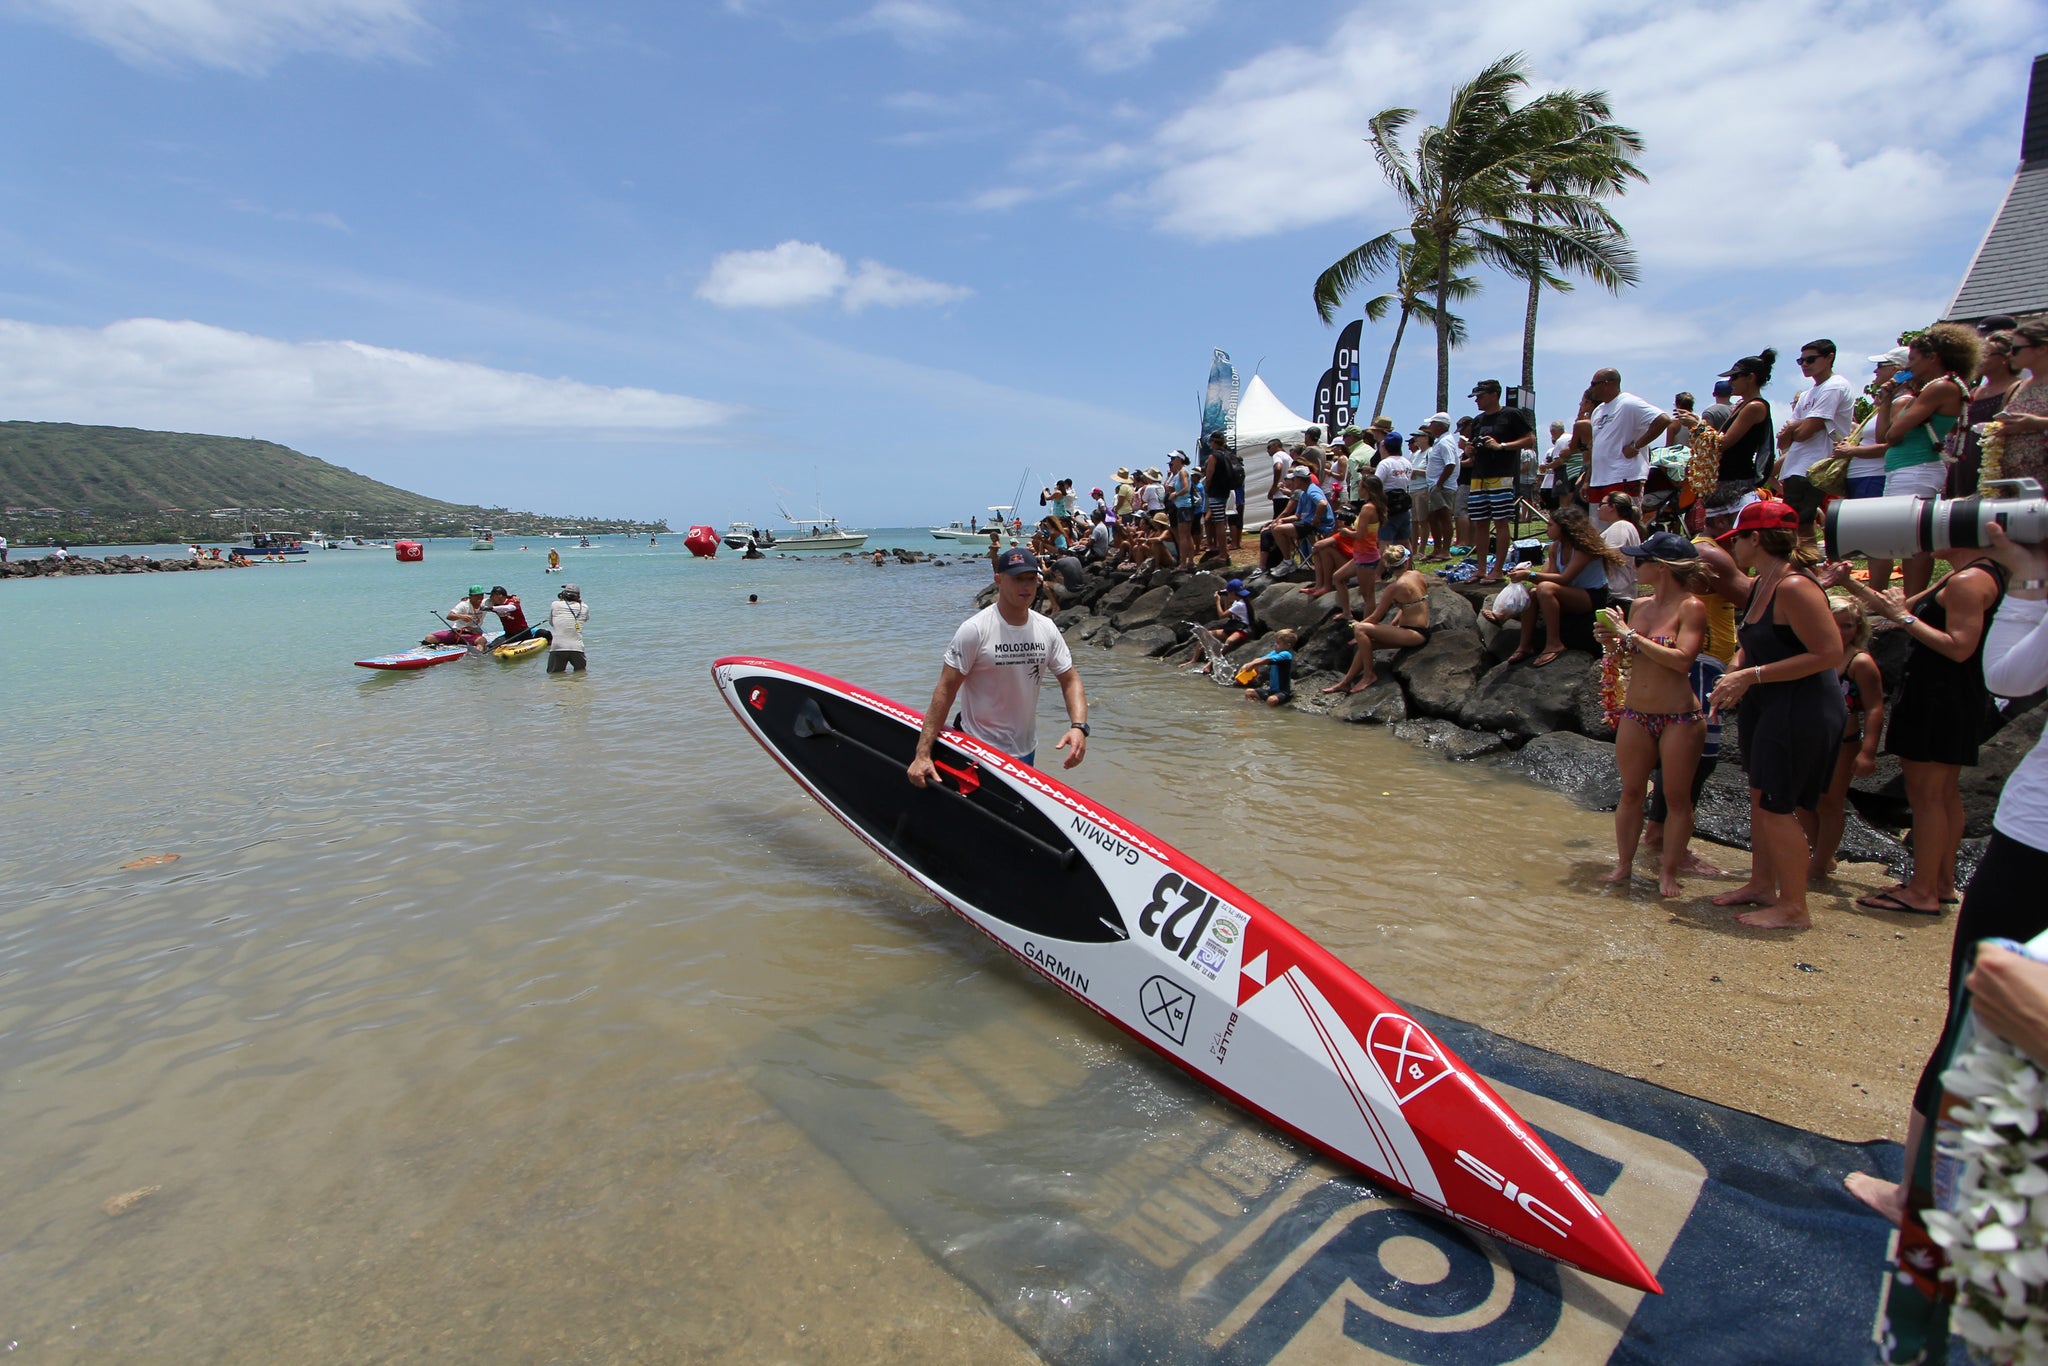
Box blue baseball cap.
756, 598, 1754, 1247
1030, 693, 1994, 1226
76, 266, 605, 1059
994, 547, 1041, 576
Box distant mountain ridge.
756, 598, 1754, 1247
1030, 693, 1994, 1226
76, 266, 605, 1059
0, 421, 465, 517
0, 421, 664, 543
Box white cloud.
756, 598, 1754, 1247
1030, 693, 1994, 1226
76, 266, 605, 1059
696, 241, 970, 313
696, 241, 850, 309
8, 0, 431, 72
1000, 0, 2030, 277
1062, 0, 1217, 71
859, 0, 965, 47
0, 317, 736, 438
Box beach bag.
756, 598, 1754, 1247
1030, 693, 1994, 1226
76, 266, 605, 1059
1805, 450, 1851, 496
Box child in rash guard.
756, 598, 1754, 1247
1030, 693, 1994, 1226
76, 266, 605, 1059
1243, 628, 1298, 707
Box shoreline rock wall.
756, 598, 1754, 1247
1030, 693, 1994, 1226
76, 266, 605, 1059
2, 553, 237, 579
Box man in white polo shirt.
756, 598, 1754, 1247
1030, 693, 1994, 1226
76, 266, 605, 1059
1578, 368, 1668, 500
1774, 337, 1856, 531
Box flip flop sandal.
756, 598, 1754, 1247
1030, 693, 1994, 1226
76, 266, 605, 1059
1855, 890, 1941, 915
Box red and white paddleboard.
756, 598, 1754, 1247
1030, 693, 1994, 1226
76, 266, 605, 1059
712, 657, 1660, 1294
354, 645, 468, 670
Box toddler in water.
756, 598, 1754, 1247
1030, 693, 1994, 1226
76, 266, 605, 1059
1243, 629, 1298, 707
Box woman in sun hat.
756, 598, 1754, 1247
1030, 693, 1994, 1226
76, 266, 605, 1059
1594, 531, 1712, 897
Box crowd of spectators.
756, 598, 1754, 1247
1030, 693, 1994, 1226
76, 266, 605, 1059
1013, 315, 2048, 938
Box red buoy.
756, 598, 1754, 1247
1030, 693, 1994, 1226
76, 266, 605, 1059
394, 540, 424, 562
684, 526, 719, 558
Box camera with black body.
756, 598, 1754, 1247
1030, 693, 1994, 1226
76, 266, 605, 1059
1823, 478, 2048, 560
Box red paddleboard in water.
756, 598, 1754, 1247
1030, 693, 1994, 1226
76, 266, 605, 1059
354, 645, 468, 670
713, 657, 1661, 1294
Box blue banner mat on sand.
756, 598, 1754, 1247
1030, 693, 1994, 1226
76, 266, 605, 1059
746, 967, 1906, 1364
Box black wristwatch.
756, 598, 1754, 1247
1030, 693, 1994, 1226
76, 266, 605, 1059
1069, 722, 1090, 736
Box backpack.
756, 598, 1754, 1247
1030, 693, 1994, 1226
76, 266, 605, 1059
1204, 446, 1241, 494
1384, 486, 1413, 516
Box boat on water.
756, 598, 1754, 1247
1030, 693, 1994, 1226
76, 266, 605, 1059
470, 525, 497, 551
931, 505, 1017, 543
775, 519, 868, 551
321, 534, 387, 550
228, 530, 308, 558
723, 521, 777, 551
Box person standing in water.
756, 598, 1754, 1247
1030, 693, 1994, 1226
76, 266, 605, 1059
546, 584, 589, 674
907, 547, 1087, 779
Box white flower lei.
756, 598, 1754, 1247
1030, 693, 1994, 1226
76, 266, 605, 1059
1924, 1033, 2048, 1363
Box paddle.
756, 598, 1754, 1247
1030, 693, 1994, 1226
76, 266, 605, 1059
791, 699, 1078, 871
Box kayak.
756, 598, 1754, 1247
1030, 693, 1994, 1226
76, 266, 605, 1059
493, 636, 548, 661
354, 645, 468, 671
713, 657, 1660, 1293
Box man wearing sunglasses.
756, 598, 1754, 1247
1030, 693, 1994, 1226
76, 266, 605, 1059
1774, 339, 1855, 531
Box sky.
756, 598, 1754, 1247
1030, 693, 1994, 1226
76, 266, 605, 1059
0, 0, 2040, 528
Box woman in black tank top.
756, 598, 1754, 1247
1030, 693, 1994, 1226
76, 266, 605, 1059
1706, 502, 1844, 929
1712, 350, 1774, 486
1822, 550, 2007, 914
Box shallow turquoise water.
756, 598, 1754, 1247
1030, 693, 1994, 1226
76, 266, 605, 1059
0, 532, 1614, 1359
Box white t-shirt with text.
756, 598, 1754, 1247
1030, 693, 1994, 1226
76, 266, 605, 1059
943, 604, 1073, 759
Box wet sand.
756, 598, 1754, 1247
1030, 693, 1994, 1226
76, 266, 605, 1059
1437, 853, 1949, 1144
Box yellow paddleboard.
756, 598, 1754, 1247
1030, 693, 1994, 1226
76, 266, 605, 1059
495, 636, 549, 661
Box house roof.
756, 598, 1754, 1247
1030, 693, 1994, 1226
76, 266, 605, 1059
1945, 53, 2048, 324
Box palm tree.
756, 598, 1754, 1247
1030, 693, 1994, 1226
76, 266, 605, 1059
1319, 54, 1643, 411
1319, 235, 1479, 420
1500, 90, 1644, 396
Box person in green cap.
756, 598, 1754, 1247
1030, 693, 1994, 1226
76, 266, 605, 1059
423, 585, 489, 646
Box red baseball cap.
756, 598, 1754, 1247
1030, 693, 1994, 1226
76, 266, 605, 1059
1715, 498, 1799, 543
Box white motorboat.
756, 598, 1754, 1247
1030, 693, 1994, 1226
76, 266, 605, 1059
774, 519, 867, 551
723, 521, 776, 550
470, 525, 497, 551
928, 521, 993, 542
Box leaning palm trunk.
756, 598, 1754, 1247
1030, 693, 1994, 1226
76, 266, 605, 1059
1521, 271, 1540, 395
1434, 255, 1452, 411
1374, 306, 1411, 419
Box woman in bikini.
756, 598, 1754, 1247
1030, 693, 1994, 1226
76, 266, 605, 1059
1595, 532, 1711, 896
1322, 544, 1428, 696
1506, 506, 1626, 667
1706, 500, 1845, 930
1307, 476, 1387, 617
1808, 597, 1885, 884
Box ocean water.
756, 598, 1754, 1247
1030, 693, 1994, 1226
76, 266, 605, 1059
0, 531, 1620, 1360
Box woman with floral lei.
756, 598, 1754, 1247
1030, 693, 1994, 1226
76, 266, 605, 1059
1595, 532, 1711, 896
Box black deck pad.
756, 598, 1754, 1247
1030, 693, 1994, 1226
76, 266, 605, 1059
746, 961, 1901, 1365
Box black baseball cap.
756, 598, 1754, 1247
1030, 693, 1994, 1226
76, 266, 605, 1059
1622, 530, 1701, 563
994, 548, 1042, 576
1467, 379, 1502, 396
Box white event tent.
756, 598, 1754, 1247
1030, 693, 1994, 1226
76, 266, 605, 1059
1231, 373, 1315, 529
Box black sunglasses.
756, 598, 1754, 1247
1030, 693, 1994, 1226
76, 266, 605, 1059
1797, 354, 1823, 364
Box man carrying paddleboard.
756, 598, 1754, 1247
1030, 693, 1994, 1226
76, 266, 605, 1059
908, 547, 1087, 780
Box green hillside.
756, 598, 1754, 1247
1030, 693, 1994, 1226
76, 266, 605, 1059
0, 422, 663, 544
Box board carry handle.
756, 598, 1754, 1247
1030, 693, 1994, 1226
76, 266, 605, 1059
791, 700, 1078, 872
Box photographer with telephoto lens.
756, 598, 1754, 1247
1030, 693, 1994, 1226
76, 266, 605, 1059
1846, 518, 2048, 1226
1873, 326, 1981, 599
